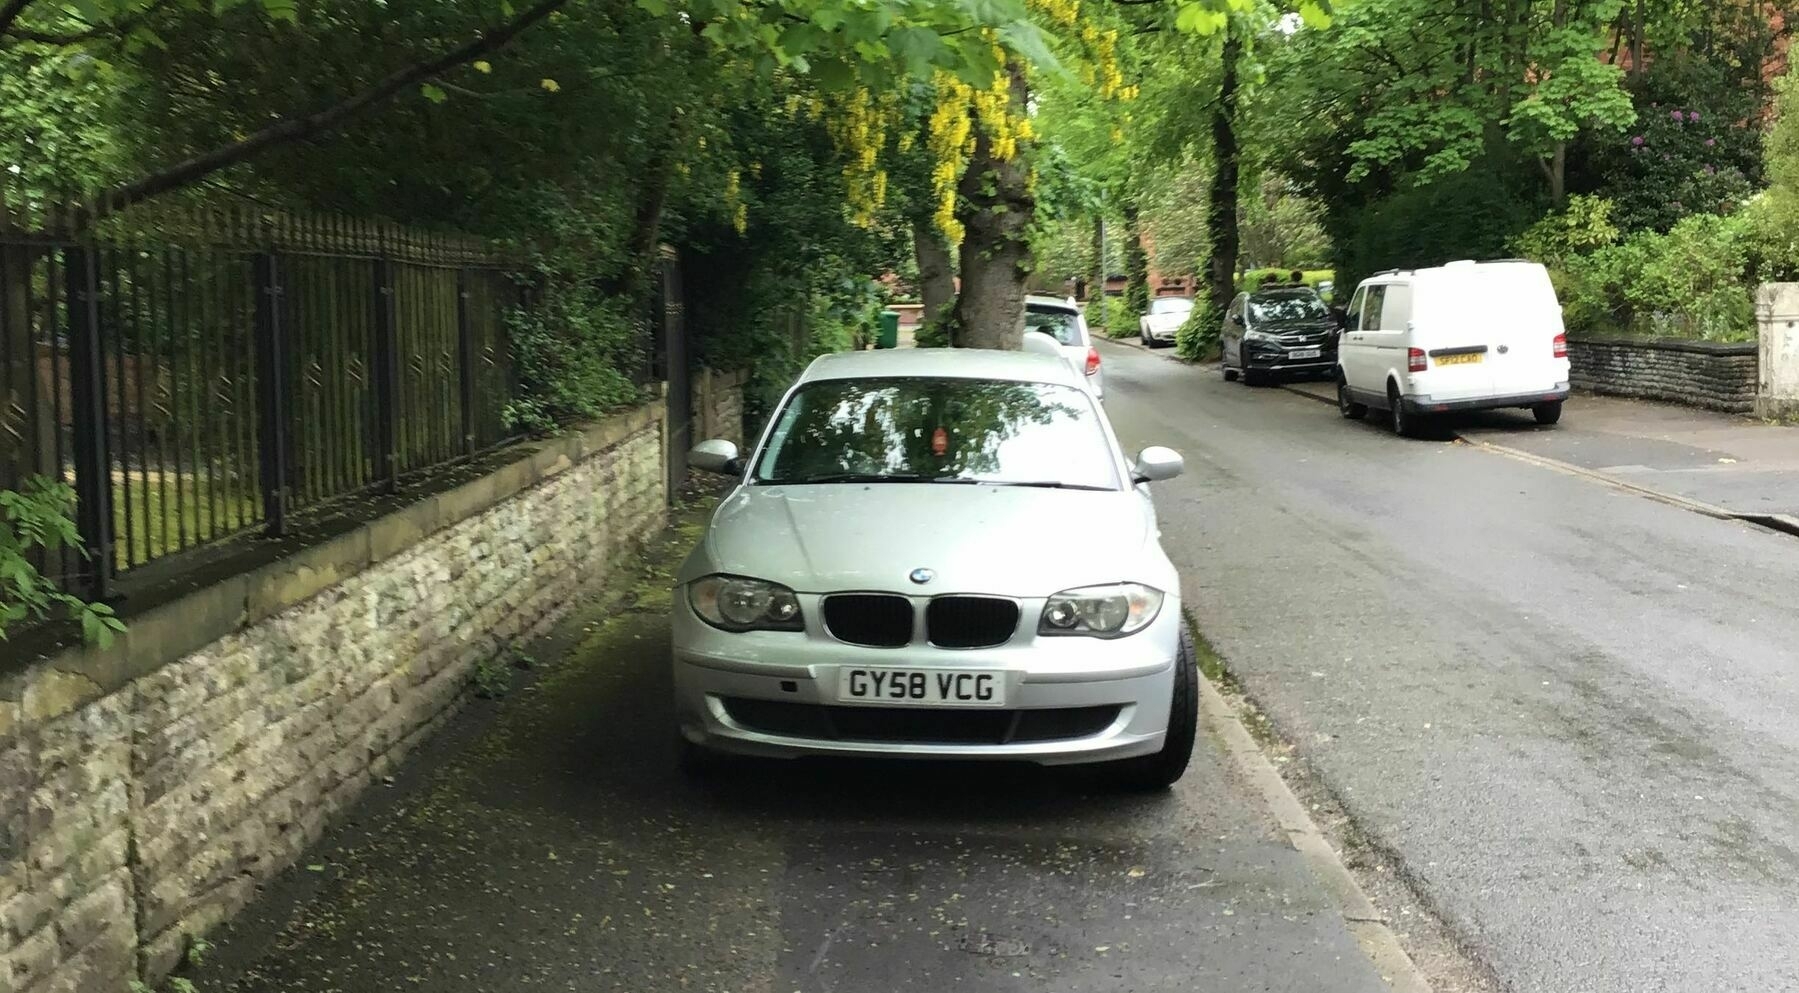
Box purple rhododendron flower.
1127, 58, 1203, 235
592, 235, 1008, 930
1705, 164, 1718, 175
1631, 135, 1645, 146
1689, 111, 1701, 122
1705, 138, 1717, 147
1672, 109, 1685, 121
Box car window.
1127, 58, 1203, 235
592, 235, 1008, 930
1248, 292, 1329, 323
1024, 306, 1083, 345
1344, 287, 1366, 331
1363, 286, 1388, 332
754, 377, 1119, 490
1149, 298, 1192, 315
1378, 284, 1412, 331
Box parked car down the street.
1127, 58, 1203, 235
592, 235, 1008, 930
1334, 259, 1571, 437
1139, 295, 1193, 347
1025, 293, 1104, 399
672, 348, 1196, 790
1219, 286, 1339, 386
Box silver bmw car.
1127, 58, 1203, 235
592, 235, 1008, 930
671, 348, 1197, 789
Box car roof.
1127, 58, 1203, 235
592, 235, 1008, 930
800, 348, 1084, 388
1248, 287, 1320, 300
1024, 294, 1079, 312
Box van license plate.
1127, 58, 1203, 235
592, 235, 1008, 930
838, 668, 1006, 707
1437, 353, 1483, 365
1289, 348, 1322, 359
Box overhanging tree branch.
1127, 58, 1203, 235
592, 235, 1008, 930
0, 0, 42, 40
92, 0, 570, 213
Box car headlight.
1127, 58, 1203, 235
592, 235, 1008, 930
687, 575, 804, 632
1039, 583, 1164, 638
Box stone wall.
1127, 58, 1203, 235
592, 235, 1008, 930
0, 383, 742, 993
692, 368, 749, 449
1567, 336, 1760, 414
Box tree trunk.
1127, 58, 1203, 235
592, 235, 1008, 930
1630, 0, 1645, 79
1201, 21, 1243, 326
1123, 202, 1150, 319
1548, 141, 1566, 206
951, 60, 1034, 350
1089, 214, 1107, 333
913, 217, 957, 331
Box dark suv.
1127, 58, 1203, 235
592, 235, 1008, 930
1220, 288, 1339, 385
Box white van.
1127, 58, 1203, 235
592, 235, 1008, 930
1335, 260, 1571, 435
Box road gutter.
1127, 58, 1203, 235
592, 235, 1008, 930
1196, 665, 1433, 992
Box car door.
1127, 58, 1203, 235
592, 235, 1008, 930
1338, 285, 1370, 390
1222, 294, 1247, 367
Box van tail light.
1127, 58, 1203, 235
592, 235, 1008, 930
1407, 347, 1427, 372
1553, 333, 1568, 358
1085, 346, 1101, 375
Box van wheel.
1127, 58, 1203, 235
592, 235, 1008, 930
1337, 375, 1366, 420
1533, 401, 1563, 425
1388, 383, 1420, 437
1107, 625, 1198, 792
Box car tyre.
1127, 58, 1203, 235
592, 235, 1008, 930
1337, 374, 1366, 420
1533, 400, 1563, 425
1389, 383, 1421, 437
1109, 625, 1199, 792
1242, 367, 1266, 387
1222, 361, 1239, 382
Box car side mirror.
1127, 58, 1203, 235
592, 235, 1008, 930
689, 439, 743, 476
1132, 446, 1184, 484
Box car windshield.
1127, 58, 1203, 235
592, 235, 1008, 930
1024, 306, 1083, 345
753, 377, 1118, 490
1249, 292, 1329, 323
1150, 297, 1193, 315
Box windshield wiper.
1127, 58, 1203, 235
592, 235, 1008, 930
786, 473, 967, 484
961, 480, 1112, 491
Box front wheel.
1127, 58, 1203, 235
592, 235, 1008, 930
1108, 626, 1199, 792
1337, 376, 1367, 419
1533, 400, 1563, 425
1222, 361, 1239, 382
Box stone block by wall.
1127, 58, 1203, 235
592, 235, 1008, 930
0, 384, 728, 993
1566, 337, 1759, 414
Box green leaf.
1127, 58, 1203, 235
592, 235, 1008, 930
1175, 3, 1228, 34
778, 22, 826, 57
420, 83, 448, 103
1298, 1, 1332, 29
259, 0, 298, 23
634, 0, 670, 14
889, 26, 943, 77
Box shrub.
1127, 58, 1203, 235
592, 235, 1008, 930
1337, 166, 1539, 290
1175, 289, 1220, 361
1, 477, 124, 646
1512, 195, 1620, 266
503, 285, 644, 434
1559, 212, 1755, 341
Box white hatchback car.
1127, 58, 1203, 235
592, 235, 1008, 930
1024, 294, 1104, 399
1335, 260, 1572, 436
672, 348, 1195, 789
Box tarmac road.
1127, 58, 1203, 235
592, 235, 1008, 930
1098, 339, 1799, 993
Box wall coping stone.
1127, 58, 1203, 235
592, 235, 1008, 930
1, 397, 666, 736
1568, 335, 1758, 357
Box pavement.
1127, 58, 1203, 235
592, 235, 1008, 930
1097, 340, 1799, 993
1279, 378, 1799, 519
184, 495, 1403, 993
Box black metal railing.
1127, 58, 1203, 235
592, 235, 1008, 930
0, 201, 530, 602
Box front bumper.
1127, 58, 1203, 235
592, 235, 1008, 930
671, 593, 1179, 764
1401, 383, 1570, 415
1245, 352, 1336, 374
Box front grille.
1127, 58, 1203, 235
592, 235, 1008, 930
823, 594, 914, 648
722, 699, 1121, 745
927, 596, 1020, 648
